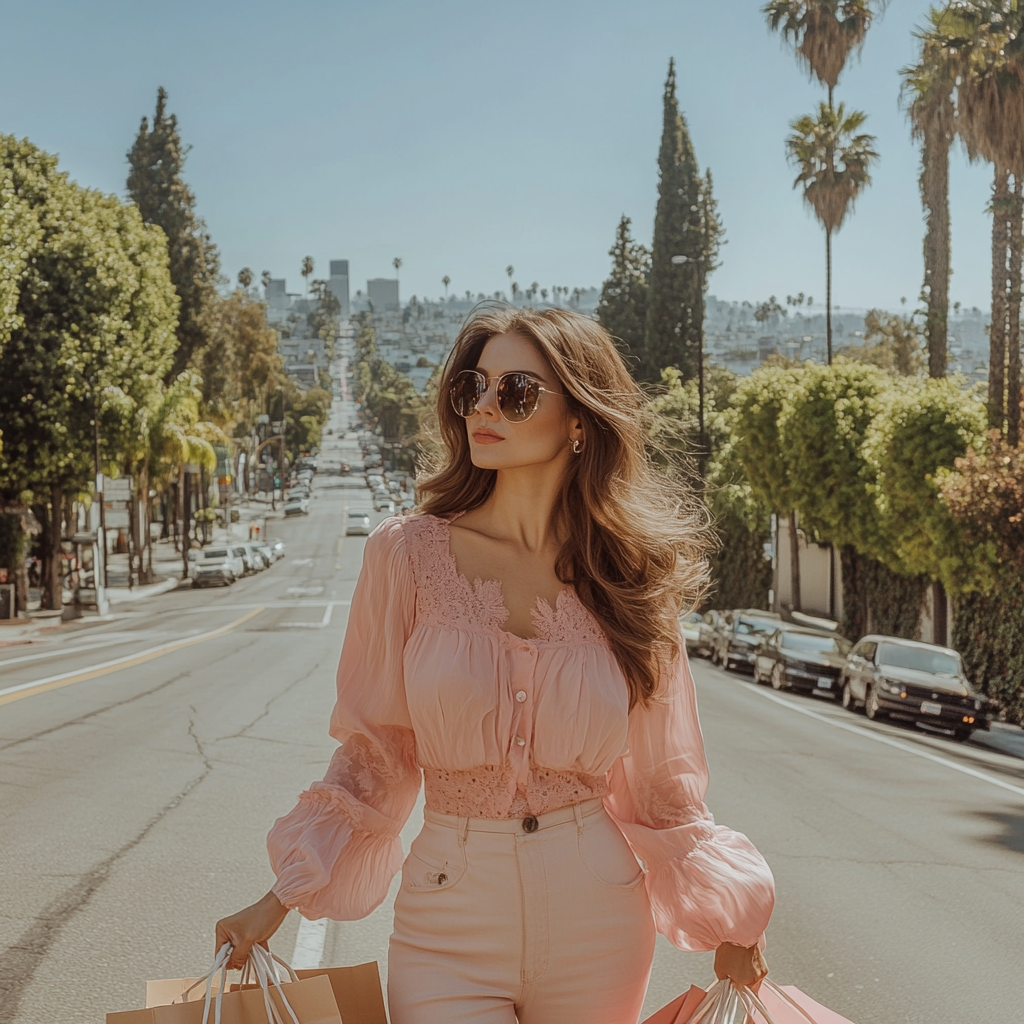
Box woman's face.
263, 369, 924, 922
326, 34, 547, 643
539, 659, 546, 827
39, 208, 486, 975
462, 332, 582, 471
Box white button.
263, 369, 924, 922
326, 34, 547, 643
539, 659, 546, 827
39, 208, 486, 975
516, 737, 526, 746
515, 690, 527, 703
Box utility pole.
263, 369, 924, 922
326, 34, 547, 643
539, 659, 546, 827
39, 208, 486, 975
92, 391, 108, 590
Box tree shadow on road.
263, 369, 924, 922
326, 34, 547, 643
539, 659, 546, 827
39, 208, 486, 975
966, 808, 1024, 854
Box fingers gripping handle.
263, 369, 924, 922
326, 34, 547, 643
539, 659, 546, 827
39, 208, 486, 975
197, 944, 301, 1024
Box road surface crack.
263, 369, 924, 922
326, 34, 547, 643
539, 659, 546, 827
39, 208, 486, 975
0, 646, 238, 754
216, 660, 324, 742
0, 743, 212, 1023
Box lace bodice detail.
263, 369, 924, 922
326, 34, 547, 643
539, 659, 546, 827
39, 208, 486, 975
401, 513, 609, 649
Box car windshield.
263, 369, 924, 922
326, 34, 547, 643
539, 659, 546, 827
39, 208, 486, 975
736, 618, 773, 635
231, 548, 245, 556
204, 550, 228, 559
781, 632, 851, 654
877, 642, 960, 676
347, 511, 366, 519
681, 611, 702, 625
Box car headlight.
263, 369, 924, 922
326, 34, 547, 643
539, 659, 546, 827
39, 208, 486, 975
880, 679, 904, 694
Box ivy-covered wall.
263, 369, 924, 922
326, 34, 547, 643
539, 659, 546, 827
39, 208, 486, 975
841, 546, 929, 642
953, 568, 1024, 724
706, 506, 772, 611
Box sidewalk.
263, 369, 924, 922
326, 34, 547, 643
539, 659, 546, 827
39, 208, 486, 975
0, 500, 277, 645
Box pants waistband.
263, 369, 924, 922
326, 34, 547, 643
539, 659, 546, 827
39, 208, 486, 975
423, 797, 605, 834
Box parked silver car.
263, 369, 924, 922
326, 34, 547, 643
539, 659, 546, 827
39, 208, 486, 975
191, 547, 245, 587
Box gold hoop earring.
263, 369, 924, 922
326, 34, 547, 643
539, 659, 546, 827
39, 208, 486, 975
571, 438, 583, 455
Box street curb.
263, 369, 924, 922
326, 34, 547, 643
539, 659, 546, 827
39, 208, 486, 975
105, 576, 180, 606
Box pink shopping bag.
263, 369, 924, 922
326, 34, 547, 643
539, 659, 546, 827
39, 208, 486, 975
641, 979, 858, 1024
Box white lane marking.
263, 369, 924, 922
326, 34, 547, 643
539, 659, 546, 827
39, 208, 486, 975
176, 601, 351, 613
733, 677, 1024, 800
0, 608, 264, 705
0, 633, 180, 667
290, 916, 327, 969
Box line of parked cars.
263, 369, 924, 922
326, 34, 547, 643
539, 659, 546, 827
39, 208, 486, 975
189, 538, 285, 588
283, 460, 316, 517
683, 607, 990, 743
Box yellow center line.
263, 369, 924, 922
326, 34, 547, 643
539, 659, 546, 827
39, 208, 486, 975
0, 606, 266, 708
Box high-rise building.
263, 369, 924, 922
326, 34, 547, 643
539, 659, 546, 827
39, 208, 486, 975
266, 278, 288, 309
328, 260, 350, 319
367, 277, 400, 313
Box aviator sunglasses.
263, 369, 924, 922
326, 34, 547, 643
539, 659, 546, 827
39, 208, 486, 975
449, 369, 564, 423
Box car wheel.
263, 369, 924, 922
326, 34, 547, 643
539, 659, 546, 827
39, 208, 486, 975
953, 727, 973, 743
770, 663, 787, 691
841, 680, 856, 712
752, 660, 762, 685
865, 685, 887, 722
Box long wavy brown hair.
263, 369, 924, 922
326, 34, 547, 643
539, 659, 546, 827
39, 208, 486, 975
417, 304, 711, 708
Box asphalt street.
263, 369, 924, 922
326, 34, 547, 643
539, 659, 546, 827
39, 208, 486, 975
2, 374, 1023, 1022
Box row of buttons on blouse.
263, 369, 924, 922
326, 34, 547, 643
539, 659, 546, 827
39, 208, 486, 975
514, 689, 528, 745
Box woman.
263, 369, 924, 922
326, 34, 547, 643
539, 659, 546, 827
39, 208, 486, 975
216, 306, 774, 1024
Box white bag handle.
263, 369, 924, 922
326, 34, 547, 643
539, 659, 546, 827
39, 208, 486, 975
683, 978, 826, 1024
196, 944, 302, 1024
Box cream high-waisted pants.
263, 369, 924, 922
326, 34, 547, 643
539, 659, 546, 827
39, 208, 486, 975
388, 798, 657, 1024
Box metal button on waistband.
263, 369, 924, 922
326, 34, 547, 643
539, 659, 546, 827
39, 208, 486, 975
515, 690, 527, 703
516, 736, 526, 746
437, 872, 447, 884
522, 815, 539, 833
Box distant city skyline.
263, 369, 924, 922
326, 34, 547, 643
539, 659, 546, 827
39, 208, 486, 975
0, 0, 997, 314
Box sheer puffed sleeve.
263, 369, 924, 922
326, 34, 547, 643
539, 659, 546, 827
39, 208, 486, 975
268, 518, 420, 920
604, 648, 775, 951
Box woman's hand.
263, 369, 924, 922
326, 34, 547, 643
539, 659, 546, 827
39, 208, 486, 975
714, 941, 768, 991
214, 890, 289, 971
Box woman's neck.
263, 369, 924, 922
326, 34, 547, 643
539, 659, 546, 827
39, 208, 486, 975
474, 464, 566, 551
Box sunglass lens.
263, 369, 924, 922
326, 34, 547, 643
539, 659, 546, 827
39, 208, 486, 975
450, 371, 485, 417
496, 373, 540, 422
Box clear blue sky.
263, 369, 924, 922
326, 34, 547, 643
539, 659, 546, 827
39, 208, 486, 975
0, 0, 995, 313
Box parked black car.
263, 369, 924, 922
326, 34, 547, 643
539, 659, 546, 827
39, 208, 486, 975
753, 627, 851, 696
711, 609, 782, 672
839, 635, 989, 741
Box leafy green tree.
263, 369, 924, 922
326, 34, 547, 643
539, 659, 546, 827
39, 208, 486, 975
786, 103, 878, 363
0, 153, 41, 362
644, 58, 706, 384
597, 215, 650, 368
901, 9, 957, 378
237, 267, 253, 290
865, 376, 988, 588
127, 87, 220, 381
651, 367, 772, 609
1, 135, 179, 604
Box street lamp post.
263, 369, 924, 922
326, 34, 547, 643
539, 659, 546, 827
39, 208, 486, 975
671, 253, 707, 479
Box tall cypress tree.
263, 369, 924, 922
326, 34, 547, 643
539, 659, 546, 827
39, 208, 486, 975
644, 59, 704, 384
127, 87, 220, 381
597, 215, 650, 370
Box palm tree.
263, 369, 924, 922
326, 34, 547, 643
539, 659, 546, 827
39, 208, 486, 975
763, 0, 888, 108
505, 265, 514, 300
786, 102, 878, 362
237, 267, 253, 291
442, 274, 451, 299
301, 256, 314, 299
933, 0, 1024, 442
901, 9, 957, 379
261, 270, 272, 294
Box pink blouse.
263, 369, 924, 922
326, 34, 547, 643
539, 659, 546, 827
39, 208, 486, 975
268, 515, 775, 951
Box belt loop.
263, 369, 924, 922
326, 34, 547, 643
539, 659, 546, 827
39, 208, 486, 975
457, 816, 469, 846
573, 802, 584, 835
